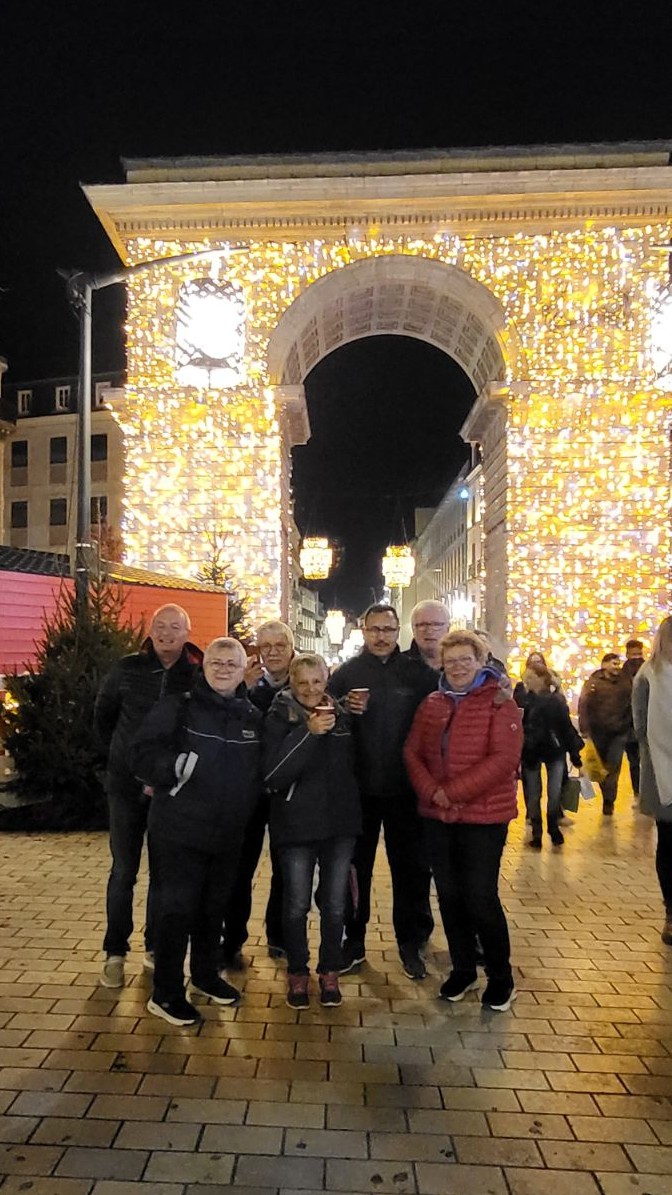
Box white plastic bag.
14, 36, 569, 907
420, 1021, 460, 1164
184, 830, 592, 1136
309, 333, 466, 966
579, 775, 596, 801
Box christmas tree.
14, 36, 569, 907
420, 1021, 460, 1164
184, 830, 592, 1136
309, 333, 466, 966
0, 576, 142, 830
197, 527, 254, 644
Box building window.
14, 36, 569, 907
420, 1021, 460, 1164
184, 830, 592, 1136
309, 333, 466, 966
17, 389, 32, 415
91, 495, 108, 524
55, 385, 71, 411
50, 436, 68, 465
50, 498, 67, 526
11, 440, 28, 469
91, 433, 108, 461
11, 501, 28, 529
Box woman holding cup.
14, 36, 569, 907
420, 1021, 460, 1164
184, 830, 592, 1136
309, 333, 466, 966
263, 654, 361, 1008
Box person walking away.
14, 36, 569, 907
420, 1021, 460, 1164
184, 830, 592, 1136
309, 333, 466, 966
263, 654, 361, 1009
622, 638, 646, 798
132, 638, 261, 1026
404, 630, 523, 1011
220, 620, 295, 967
578, 653, 631, 815
631, 618, 672, 945
516, 662, 584, 848
94, 604, 202, 988
328, 604, 437, 980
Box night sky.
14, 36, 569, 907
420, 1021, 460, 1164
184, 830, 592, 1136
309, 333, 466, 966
2, 1, 671, 610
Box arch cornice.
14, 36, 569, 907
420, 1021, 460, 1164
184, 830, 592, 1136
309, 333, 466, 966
266, 254, 522, 393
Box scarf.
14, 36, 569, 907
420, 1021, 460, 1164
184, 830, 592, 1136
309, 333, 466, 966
647, 659, 672, 806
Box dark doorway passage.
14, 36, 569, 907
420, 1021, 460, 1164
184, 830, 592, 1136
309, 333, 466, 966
292, 336, 476, 613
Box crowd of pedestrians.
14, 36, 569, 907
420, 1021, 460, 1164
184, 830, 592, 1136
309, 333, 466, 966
93, 599, 672, 1026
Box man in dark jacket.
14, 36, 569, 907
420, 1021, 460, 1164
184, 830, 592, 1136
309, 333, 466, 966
220, 620, 294, 967
328, 603, 437, 979
132, 637, 262, 1026
94, 604, 202, 988
578, 652, 632, 814
622, 639, 646, 797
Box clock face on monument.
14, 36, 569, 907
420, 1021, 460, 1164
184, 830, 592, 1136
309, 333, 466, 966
650, 285, 672, 392
174, 278, 246, 389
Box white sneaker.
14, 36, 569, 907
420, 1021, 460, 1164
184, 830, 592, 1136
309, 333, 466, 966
143, 952, 155, 973
100, 955, 125, 988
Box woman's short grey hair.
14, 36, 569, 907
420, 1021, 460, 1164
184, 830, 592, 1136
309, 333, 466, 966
204, 637, 248, 668
289, 652, 329, 681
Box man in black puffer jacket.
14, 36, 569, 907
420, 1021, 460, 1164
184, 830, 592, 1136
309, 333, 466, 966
328, 603, 437, 979
94, 604, 202, 989
132, 637, 262, 1027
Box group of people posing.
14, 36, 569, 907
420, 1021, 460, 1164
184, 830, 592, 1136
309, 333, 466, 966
93, 598, 672, 1028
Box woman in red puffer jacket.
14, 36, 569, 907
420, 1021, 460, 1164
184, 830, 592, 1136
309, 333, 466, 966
404, 630, 523, 1012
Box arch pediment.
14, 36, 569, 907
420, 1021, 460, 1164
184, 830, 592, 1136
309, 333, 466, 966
267, 254, 517, 392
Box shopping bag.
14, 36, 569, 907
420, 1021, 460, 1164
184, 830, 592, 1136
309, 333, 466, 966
579, 775, 596, 801
560, 776, 581, 813
581, 739, 608, 783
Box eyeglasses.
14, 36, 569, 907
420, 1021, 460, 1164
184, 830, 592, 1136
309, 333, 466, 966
207, 660, 242, 670
443, 656, 477, 668
414, 621, 448, 630
365, 625, 398, 636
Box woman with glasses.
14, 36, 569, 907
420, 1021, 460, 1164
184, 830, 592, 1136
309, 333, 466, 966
404, 630, 523, 1012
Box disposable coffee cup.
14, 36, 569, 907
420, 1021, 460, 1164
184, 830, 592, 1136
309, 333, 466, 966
350, 687, 370, 709
314, 705, 333, 714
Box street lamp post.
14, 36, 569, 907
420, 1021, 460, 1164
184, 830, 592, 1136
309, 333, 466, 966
63, 247, 245, 611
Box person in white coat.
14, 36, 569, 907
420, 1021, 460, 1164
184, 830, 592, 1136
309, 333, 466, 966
632, 616, 672, 945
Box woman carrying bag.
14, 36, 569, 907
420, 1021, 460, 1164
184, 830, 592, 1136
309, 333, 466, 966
516, 663, 584, 848
632, 617, 672, 945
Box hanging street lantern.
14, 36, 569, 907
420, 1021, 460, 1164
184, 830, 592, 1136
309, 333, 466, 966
382, 545, 416, 588
324, 609, 346, 646
299, 536, 333, 580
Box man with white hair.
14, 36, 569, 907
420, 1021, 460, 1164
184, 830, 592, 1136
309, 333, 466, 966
404, 600, 450, 669
94, 604, 202, 989
220, 619, 295, 967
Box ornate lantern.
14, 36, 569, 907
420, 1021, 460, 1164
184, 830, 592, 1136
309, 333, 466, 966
324, 609, 346, 645
382, 545, 415, 588
299, 536, 333, 580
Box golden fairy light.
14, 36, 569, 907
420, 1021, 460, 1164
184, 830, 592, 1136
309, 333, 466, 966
383, 545, 416, 589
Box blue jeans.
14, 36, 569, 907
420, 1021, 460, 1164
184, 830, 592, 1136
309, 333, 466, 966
424, 821, 511, 982
103, 779, 156, 956
521, 758, 566, 833
279, 837, 356, 974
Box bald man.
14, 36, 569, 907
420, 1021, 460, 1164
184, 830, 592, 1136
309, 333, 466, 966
94, 604, 203, 989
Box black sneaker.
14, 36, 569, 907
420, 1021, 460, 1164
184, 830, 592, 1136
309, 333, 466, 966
147, 995, 201, 1026
340, 942, 366, 974
286, 973, 310, 1009
191, 977, 241, 1005
267, 943, 287, 960
481, 977, 516, 1012
399, 943, 427, 980
439, 970, 479, 1002
549, 826, 564, 846
319, 972, 342, 1007
603, 802, 614, 816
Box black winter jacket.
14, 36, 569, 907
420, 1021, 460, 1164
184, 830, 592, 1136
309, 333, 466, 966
516, 689, 584, 768
248, 674, 290, 715
94, 639, 202, 784
263, 691, 361, 847
131, 676, 262, 854
328, 647, 437, 797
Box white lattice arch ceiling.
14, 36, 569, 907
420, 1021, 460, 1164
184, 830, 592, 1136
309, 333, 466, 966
267, 254, 518, 392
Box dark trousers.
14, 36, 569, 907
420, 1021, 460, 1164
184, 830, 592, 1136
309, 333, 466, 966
346, 791, 434, 950
521, 758, 565, 833
424, 820, 511, 982
598, 735, 626, 809
279, 836, 356, 974
221, 795, 283, 953
149, 834, 241, 1001
626, 739, 641, 795
656, 822, 672, 913
103, 779, 155, 956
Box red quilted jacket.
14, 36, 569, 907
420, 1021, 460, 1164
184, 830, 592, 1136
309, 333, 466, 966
404, 678, 523, 825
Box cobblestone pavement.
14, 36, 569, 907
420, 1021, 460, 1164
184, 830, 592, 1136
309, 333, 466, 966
1, 775, 672, 1194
